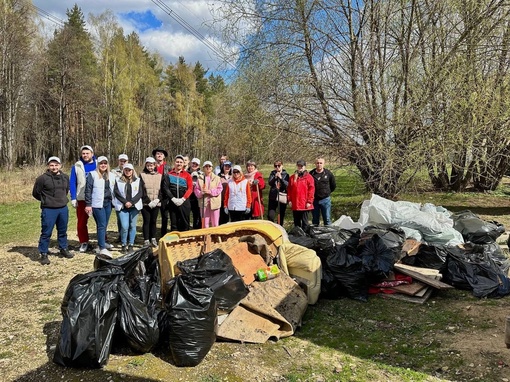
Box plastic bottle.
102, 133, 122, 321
255, 265, 280, 282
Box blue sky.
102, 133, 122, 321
32, 0, 236, 74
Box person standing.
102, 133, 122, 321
310, 157, 336, 226
161, 155, 193, 231
112, 153, 129, 241
194, 161, 223, 227
152, 146, 170, 236
244, 160, 265, 219
218, 160, 232, 225
214, 154, 228, 175
69, 145, 96, 253
224, 165, 252, 222
84, 156, 116, 258
287, 160, 315, 230
188, 157, 203, 229
32, 156, 74, 265
267, 160, 290, 226
114, 163, 144, 254
140, 157, 162, 247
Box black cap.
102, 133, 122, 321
296, 159, 306, 167
152, 146, 168, 157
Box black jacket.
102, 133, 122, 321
309, 168, 336, 200
32, 171, 70, 208
268, 169, 290, 201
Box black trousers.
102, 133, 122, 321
267, 199, 287, 226
292, 210, 309, 231
169, 201, 191, 231
229, 210, 248, 222
190, 195, 201, 229
142, 205, 160, 240
160, 200, 170, 237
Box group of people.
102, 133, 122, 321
32, 145, 336, 265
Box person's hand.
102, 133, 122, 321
174, 198, 184, 207
252, 179, 259, 185
149, 199, 159, 208
71, 199, 77, 208
85, 206, 92, 216
245, 208, 251, 214
203, 189, 211, 195
171, 197, 178, 205
305, 202, 311, 209
224, 207, 229, 215
288, 201, 292, 208
125, 201, 133, 209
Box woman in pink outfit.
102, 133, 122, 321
194, 161, 223, 227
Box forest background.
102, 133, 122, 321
1, 0, 510, 198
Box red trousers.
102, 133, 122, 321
76, 200, 90, 243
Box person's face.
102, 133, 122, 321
223, 165, 231, 173
233, 169, 241, 178
81, 150, 93, 162
274, 163, 282, 172
155, 152, 165, 162
315, 159, 325, 170
203, 164, 212, 174
123, 167, 133, 177
220, 156, 227, 164
183, 156, 190, 167
98, 160, 108, 172
118, 159, 127, 168
48, 161, 61, 174
146, 162, 155, 172
174, 158, 184, 170
246, 164, 255, 172
191, 161, 200, 170
297, 165, 304, 173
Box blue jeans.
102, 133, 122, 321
312, 196, 332, 225
92, 204, 112, 249
118, 207, 139, 246
38, 206, 69, 253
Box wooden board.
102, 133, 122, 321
394, 263, 453, 290
224, 242, 267, 285
385, 287, 434, 304
390, 280, 427, 296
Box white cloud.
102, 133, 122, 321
32, 0, 236, 73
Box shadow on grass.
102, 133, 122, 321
11, 321, 162, 382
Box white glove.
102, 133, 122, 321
191, 171, 198, 178
245, 208, 251, 214
149, 199, 159, 208
171, 197, 178, 205
174, 198, 185, 207
71, 199, 77, 208
252, 179, 259, 185
224, 207, 229, 215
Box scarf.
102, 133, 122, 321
244, 169, 257, 182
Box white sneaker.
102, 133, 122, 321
151, 238, 158, 248
79, 243, 89, 253
143, 240, 150, 247
104, 243, 114, 250
98, 248, 113, 259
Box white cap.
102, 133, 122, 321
203, 160, 213, 167
118, 153, 128, 160
47, 156, 61, 164
97, 156, 108, 163
145, 156, 156, 163
123, 163, 134, 170
80, 145, 93, 152
191, 157, 200, 165
232, 165, 242, 172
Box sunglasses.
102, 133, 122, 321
233, 170, 240, 174
274, 164, 281, 167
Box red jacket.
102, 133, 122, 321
287, 171, 314, 210
249, 171, 265, 217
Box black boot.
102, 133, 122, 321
40, 253, 50, 265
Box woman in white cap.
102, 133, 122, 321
114, 163, 144, 254
84, 156, 116, 258
194, 160, 223, 227
140, 157, 162, 247
219, 160, 232, 225
223, 165, 252, 222
188, 157, 203, 229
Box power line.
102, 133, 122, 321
150, 0, 236, 68
31, 5, 65, 27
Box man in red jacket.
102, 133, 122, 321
287, 159, 315, 230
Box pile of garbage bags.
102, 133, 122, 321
289, 194, 510, 301
53, 247, 248, 369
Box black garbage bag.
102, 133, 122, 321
165, 275, 217, 367
53, 267, 123, 368
401, 244, 448, 271
443, 249, 510, 298
309, 226, 361, 250
361, 226, 405, 262
176, 249, 249, 311
452, 210, 505, 244
322, 244, 368, 302
288, 225, 317, 249
461, 242, 510, 275
94, 247, 154, 284
357, 235, 396, 282
116, 280, 159, 353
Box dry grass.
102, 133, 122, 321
0, 166, 47, 204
